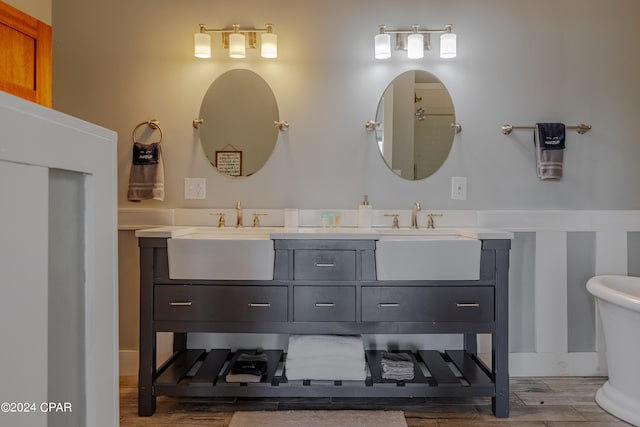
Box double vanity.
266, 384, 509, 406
136, 224, 512, 417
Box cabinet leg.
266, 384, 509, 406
492, 393, 509, 418
138, 245, 157, 416
137, 387, 156, 416
138, 333, 157, 416
492, 337, 509, 418
492, 243, 510, 418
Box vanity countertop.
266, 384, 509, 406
135, 226, 513, 240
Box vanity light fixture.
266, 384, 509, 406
194, 23, 277, 59
375, 24, 456, 59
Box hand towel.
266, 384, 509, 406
534, 123, 565, 180
127, 142, 165, 201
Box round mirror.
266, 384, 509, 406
199, 69, 279, 177
375, 70, 456, 180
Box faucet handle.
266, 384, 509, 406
426, 213, 443, 229
210, 212, 226, 227
384, 214, 400, 229
252, 213, 267, 228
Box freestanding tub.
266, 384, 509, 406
587, 275, 640, 426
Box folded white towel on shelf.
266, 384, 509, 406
287, 335, 365, 359
285, 335, 366, 381
285, 363, 366, 381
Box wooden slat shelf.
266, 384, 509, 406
155, 349, 205, 386
152, 349, 494, 398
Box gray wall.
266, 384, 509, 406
52, 0, 640, 210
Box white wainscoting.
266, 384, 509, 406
120, 209, 640, 377
480, 211, 640, 376
1, 92, 119, 427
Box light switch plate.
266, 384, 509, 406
451, 176, 467, 200
184, 177, 206, 199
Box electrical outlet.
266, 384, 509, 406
184, 177, 206, 199
451, 176, 467, 200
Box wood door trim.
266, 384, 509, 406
0, 0, 52, 107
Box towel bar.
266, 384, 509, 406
501, 123, 591, 136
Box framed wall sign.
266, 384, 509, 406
215, 150, 242, 176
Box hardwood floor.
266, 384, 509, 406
120, 376, 631, 426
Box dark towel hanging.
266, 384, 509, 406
535, 122, 566, 150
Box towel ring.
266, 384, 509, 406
132, 120, 163, 144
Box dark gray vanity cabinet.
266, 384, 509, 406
138, 237, 510, 418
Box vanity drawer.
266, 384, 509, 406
293, 250, 356, 281
154, 285, 287, 322
361, 286, 494, 322
293, 286, 356, 321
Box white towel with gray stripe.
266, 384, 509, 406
127, 142, 165, 201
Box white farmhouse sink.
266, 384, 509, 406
167, 227, 276, 280
376, 227, 469, 237
375, 232, 481, 280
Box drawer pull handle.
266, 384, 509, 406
314, 262, 336, 267
169, 301, 192, 306
456, 303, 480, 307
248, 303, 271, 307
378, 303, 400, 308
315, 302, 336, 307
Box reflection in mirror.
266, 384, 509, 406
199, 69, 279, 177
375, 70, 455, 180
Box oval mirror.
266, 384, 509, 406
375, 70, 456, 180
199, 69, 279, 177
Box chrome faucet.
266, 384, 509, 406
411, 201, 421, 229
235, 200, 243, 228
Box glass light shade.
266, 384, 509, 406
440, 32, 457, 59
194, 33, 211, 58
407, 33, 424, 59
261, 32, 278, 58
374, 33, 391, 59
229, 32, 245, 58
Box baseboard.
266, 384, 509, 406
510, 352, 606, 377
119, 350, 138, 376
120, 333, 176, 376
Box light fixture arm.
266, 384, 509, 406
378, 24, 453, 36
198, 23, 275, 35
